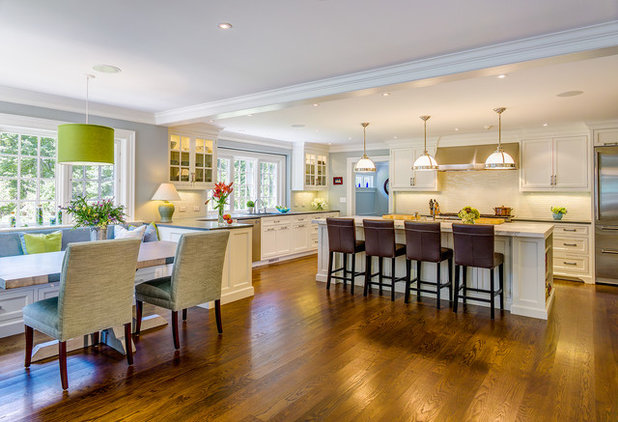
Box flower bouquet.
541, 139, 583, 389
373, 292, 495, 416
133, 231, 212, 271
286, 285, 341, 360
311, 197, 327, 211
458, 206, 480, 224
205, 182, 234, 224
65, 195, 126, 240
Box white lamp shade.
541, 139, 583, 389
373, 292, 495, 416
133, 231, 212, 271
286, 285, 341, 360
151, 183, 181, 201
413, 153, 438, 170
354, 155, 377, 173
485, 149, 516, 169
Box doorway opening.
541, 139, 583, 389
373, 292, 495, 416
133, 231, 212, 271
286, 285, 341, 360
346, 156, 390, 216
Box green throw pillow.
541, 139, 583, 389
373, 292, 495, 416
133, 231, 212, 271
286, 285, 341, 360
21, 231, 63, 254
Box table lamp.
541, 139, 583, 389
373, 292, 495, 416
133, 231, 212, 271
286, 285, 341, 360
151, 183, 181, 222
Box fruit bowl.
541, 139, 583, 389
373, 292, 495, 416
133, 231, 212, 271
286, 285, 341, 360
276, 206, 290, 213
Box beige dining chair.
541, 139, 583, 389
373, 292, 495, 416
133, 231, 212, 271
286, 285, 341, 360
23, 238, 142, 390
134, 230, 229, 349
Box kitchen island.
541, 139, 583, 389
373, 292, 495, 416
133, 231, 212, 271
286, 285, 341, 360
314, 217, 554, 320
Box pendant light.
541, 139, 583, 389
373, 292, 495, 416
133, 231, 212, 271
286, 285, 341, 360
412, 115, 438, 170
58, 74, 114, 165
354, 122, 376, 173
485, 107, 515, 169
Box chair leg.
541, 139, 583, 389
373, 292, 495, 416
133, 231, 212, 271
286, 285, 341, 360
24, 325, 33, 368
171, 310, 180, 350
351, 253, 356, 295
378, 257, 383, 295
326, 251, 334, 290
462, 266, 468, 306
124, 323, 134, 365
391, 258, 396, 301
448, 257, 453, 304
405, 259, 411, 303
59, 341, 68, 390
363, 256, 371, 297
342, 253, 348, 288
453, 265, 460, 313
215, 299, 223, 334
135, 300, 143, 335
499, 263, 504, 310
490, 268, 495, 320
416, 261, 422, 301
436, 261, 441, 309
182, 308, 187, 321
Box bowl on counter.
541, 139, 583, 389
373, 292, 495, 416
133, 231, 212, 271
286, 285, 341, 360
276, 206, 291, 213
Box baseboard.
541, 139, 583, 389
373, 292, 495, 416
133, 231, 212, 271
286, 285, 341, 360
253, 251, 317, 267
197, 286, 255, 309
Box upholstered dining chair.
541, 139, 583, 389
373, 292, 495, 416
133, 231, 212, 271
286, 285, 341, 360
23, 238, 142, 390
134, 230, 230, 350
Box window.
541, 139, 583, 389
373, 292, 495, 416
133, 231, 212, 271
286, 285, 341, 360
71, 165, 115, 201
355, 174, 374, 188
215, 149, 285, 213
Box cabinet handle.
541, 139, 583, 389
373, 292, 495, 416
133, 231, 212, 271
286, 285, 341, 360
410, 177, 414, 186
562, 228, 577, 232
562, 243, 577, 247
563, 261, 578, 266
601, 249, 618, 255
550, 175, 553, 185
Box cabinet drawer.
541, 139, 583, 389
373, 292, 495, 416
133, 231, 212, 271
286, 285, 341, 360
554, 224, 589, 236
262, 216, 293, 227
554, 237, 588, 254
554, 256, 588, 274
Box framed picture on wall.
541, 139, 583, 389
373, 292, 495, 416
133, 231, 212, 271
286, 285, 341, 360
333, 177, 343, 185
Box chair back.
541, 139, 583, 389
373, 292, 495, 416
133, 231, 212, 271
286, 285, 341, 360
170, 231, 230, 310
363, 219, 396, 258
58, 238, 141, 340
326, 218, 357, 253
452, 223, 495, 268
404, 221, 442, 262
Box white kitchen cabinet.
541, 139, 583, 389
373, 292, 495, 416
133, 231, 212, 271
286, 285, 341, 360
520, 135, 589, 191
291, 222, 310, 253
292, 142, 329, 191
390, 147, 438, 191
552, 223, 592, 284
168, 124, 219, 189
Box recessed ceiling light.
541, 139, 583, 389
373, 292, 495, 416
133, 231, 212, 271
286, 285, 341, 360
312, 103, 319, 107
497, 74, 507, 79
382, 92, 391, 96
557, 90, 584, 97
92, 64, 121, 74
218, 22, 232, 29
454, 127, 459, 131
543, 123, 549, 127
209, 119, 215, 123
393, 136, 398, 139
328, 142, 332, 145
247, 114, 253, 117
348, 137, 352, 140
291, 124, 305, 128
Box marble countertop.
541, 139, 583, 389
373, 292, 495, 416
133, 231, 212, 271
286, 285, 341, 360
313, 216, 554, 239
156, 218, 252, 231
512, 217, 592, 224
197, 209, 339, 221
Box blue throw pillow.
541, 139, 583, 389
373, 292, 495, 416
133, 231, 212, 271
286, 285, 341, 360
143, 223, 159, 242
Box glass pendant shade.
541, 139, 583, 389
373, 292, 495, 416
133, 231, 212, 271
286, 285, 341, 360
485, 106, 515, 170
354, 122, 376, 173
413, 115, 438, 170
57, 124, 115, 165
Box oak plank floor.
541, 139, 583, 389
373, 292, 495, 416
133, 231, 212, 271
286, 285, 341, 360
0, 255, 616, 421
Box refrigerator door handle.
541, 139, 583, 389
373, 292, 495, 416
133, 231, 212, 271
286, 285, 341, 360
600, 226, 618, 231
601, 249, 618, 255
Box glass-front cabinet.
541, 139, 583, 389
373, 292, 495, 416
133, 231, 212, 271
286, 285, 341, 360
168, 126, 217, 189
304, 153, 327, 187
292, 142, 328, 191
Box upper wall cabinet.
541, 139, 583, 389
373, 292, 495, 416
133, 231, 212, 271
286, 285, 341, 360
520, 135, 589, 192
168, 125, 218, 189
292, 142, 328, 191
390, 147, 438, 191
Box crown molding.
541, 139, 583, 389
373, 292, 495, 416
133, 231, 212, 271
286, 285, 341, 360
217, 130, 294, 150
155, 21, 618, 126
0, 85, 156, 125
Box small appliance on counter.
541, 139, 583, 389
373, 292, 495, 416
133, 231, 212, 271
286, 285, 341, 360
493, 205, 513, 222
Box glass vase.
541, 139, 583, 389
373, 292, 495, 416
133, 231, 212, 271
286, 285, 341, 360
90, 226, 108, 241
218, 209, 225, 225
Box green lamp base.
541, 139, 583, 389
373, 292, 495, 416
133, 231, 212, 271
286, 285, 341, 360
158, 201, 175, 223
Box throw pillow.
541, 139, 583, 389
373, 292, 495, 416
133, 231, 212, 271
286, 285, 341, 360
115, 224, 147, 240
143, 223, 159, 242
20, 231, 63, 254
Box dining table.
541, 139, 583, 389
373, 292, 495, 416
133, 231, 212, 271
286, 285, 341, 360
0, 241, 178, 362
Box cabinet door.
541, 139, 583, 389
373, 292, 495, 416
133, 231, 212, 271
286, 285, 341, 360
390, 148, 414, 189
261, 226, 278, 259
291, 223, 309, 253
554, 136, 589, 190
412, 150, 438, 190
275, 225, 292, 256
520, 139, 553, 190
305, 154, 316, 187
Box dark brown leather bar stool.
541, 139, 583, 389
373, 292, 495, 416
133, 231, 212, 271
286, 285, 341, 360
452, 224, 505, 319
326, 217, 366, 294
362, 219, 407, 301
403, 221, 453, 309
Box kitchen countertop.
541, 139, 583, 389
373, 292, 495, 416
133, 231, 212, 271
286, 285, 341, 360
513, 217, 592, 224
156, 218, 252, 231
198, 209, 339, 221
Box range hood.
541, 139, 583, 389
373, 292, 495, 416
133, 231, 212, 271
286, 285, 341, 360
434, 142, 519, 171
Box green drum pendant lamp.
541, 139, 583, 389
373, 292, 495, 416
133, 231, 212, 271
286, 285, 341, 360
58, 74, 114, 165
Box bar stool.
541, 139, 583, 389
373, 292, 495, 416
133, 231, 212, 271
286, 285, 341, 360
362, 219, 407, 301
326, 218, 365, 294
452, 224, 504, 319
403, 221, 453, 309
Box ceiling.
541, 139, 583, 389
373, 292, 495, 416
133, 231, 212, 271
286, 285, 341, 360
0, 0, 616, 114
217, 54, 618, 145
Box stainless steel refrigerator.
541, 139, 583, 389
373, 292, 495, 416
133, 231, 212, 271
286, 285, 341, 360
594, 145, 618, 285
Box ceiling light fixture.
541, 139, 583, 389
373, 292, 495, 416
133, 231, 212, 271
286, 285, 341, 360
57, 74, 114, 165
543, 123, 549, 127
413, 115, 438, 171
382, 92, 391, 96
497, 74, 507, 79
247, 114, 253, 117
218, 22, 233, 29
454, 127, 460, 131
485, 107, 515, 170
557, 90, 583, 97
92, 64, 122, 74
312, 103, 319, 107
354, 122, 376, 173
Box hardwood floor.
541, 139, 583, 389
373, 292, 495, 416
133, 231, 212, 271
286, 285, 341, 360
0, 255, 616, 421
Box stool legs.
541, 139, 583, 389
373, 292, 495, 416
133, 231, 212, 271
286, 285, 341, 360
405, 259, 412, 303
363, 256, 371, 296
448, 257, 453, 303
416, 261, 422, 301
342, 253, 348, 289
326, 251, 334, 290
462, 266, 468, 306
436, 261, 441, 309
453, 265, 460, 313
499, 263, 504, 310
490, 268, 495, 320
378, 258, 383, 295
391, 258, 396, 301
351, 254, 356, 295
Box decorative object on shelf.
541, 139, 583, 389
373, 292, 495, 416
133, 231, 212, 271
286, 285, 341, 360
36, 206, 43, 226
311, 197, 328, 210
205, 181, 234, 225
333, 176, 343, 185
58, 74, 114, 165
413, 115, 439, 170
485, 107, 516, 169
551, 206, 567, 220
151, 182, 182, 223
246, 200, 255, 214
276, 206, 291, 214
458, 206, 480, 224
65, 195, 126, 241
57, 206, 63, 225
354, 122, 377, 173
9, 212, 16, 228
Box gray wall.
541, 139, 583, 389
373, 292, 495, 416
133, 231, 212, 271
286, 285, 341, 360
0, 101, 168, 222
